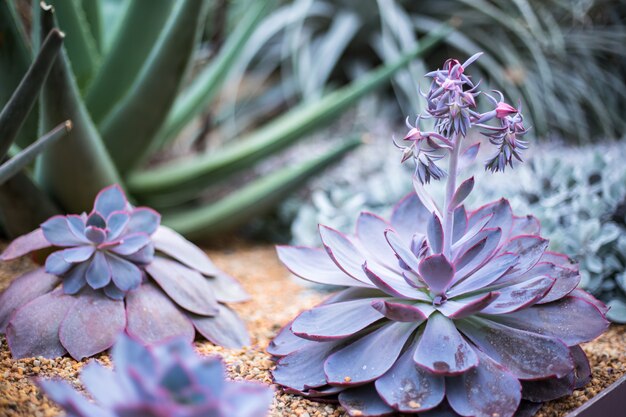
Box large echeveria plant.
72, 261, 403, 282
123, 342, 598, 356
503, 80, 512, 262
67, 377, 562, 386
39, 335, 272, 417
269, 54, 609, 416
0, 185, 250, 360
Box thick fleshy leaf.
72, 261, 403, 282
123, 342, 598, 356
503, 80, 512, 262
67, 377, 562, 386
59, 291, 126, 360
110, 232, 151, 256
390, 193, 430, 242
152, 226, 222, 276
487, 296, 609, 346
339, 384, 395, 417
62, 262, 89, 295
384, 229, 421, 273
499, 236, 549, 280
418, 254, 454, 295
41, 216, 88, 246
450, 213, 492, 256
125, 282, 195, 344
111, 334, 157, 380
468, 199, 513, 243
106, 211, 130, 241
363, 262, 428, 300
427, 212, 444, 254
126, 207, 161, 235
6, 289, 76, 358
292, 298, 384, 341
37, 379, 112, 417
87, 212, 106, 229
414, 313, 478, 374
448, 253, 518, 296
371, 300, 429, 322
568, 289, 608, 314
85, 226, 107, 244
267, 322, 315, 357
107, 253, 142, 292
191, 304, 250, 348
276, 246, 366, 287
450, 177, 474, 209
454, 228, 502, 280
452, 206, 468, 244
457, 317, 574, 379
531, 263, 580, 303
521, 346, 591, 403
436, 292, 498, 319
319, 225, 369, 283
145, 257, 219, 316
480, 276, 554, 315
511, 215, 541, 236
61, 245, 95, 263
355, 212, 398, 269
125, 243, 155, 265
94, 185, 127, 218
80, 362, 127, 408
375, 344, 445, 412
446, 349, 521, 417
0, 268, 60, 331
45, 251, 73, 275
0, 228, 51, 260
207, 273, 249, 303
86, 251, 112, 289
273, 340, 341, 391
325, 321, 417, 385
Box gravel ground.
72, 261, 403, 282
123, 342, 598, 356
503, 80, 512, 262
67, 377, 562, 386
0, 244, 624, 417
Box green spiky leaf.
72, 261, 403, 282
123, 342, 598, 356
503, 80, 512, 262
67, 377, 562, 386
98, 0, 209, 173
162, 136, 362, 239
36, 3, 121, 212
84, 0, 176, 123
0, 29, 64, 160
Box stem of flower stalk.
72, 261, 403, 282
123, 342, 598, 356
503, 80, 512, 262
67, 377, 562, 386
442, 134, 460, 258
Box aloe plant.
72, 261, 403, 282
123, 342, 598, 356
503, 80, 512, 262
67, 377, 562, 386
0, 0, 448, 239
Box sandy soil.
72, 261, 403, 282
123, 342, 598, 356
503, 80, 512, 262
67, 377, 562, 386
0, 244, 624, 417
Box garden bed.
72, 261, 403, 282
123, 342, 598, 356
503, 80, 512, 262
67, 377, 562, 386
0, 244, 624, 417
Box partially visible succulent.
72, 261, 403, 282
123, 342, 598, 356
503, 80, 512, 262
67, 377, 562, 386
0, 184, 250, 360
270, 54, 609, 416
39, 335, 272, 417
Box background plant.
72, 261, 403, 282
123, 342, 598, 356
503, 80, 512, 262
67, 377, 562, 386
272, 0, 626, 143
0, 0, 447, 240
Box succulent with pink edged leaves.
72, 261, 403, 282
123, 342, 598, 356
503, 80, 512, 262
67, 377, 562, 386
269, 53, 609, 417
0, 184, 250, 360
38, 334, 272, 417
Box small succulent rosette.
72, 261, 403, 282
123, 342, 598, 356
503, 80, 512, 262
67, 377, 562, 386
269, 54, 609, 417
0, 185, 250, 360
39, 335, 272, 417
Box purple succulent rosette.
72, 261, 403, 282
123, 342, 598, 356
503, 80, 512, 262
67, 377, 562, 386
269, 54, 609, 417
0, 185, 250, 360
38, 334, 272, 417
